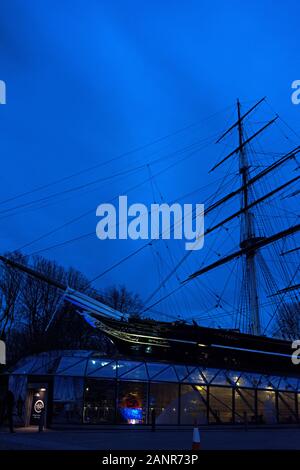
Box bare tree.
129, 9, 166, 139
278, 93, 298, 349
0, 251, 26, 339
102, 285, 143, 319
1, 254, 142, 364
273, 301, 300, 340
20, 256, 65, 345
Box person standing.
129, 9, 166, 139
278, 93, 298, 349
6, 390, 15, 433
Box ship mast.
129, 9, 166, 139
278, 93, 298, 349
237, 99, 261, 335
181, 99, 300, 336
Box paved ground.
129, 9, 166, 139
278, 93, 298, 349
1, 426, 300, 450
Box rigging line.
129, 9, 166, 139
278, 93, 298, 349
182, 256, 217, 309
142, 283, 184, 315
281, 246, 300, 256
256, 253, 281, 322
27, 171, 230, 257
147, 164, 194, 317
82, 146, 300, 280
142, 158, 239, 309
262, 262, 300, 336
1, 105, 233, 209
182, 186, 242, 313
0, 139, 220, 223
191, 297, 278, 323
0, 117, 223, 208
0, 165, 146, 217
185, 257, 225, 309
191, 257, 240, 325
216, 240, 239, 305
209, 116, 278, 173
146, 166, 181, 316
186, 222, 300, 282
0, 137, 212, 218
183, 174, 300, 276
216, 97, 266, 143
263, 199, 300, 219
15, 141, 212, 254
265, 98, 300, 140
258, 252, 297, 328
86, 243, 151, 286
145, 165, 166, 315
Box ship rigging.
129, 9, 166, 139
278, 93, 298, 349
0, 98, 300, 372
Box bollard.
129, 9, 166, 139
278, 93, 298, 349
192, 426, 201, 450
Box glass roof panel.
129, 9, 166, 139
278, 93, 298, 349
31, 357, 60, 375
56, 357, 87, 376
256, 375, 274, 390
210, 370, 229, 386
234, 373, 254, 388
120, 364, 148, 380
152, 366, 178, 382
117, 361, 144, 378
146, 362, 170, 379
226, 371, 243, 385
268, 376, 283, 389
282, 377, 299, 391
183, 368, 205, 384
11, 351, 300, 393
87, 360, 117, 378
86, 358, 114, 375
200, 368, 221, 383
174, 365, 189, 381
242, 373, 261, 387
12, 358, 38, 375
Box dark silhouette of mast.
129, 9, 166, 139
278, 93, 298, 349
237, 99, 260, 335
184, 99, 300, 336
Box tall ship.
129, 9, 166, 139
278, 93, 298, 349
1, 98, 300, 377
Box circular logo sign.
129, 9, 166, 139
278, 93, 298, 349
34, 400, 44, 414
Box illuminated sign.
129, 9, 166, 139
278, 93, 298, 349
34, 400, 45, 414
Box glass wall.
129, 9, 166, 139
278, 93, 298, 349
209, 386, 233, 423
277, 392, 297, 423
180, 385, 207, 424
53, 376, 84, 424
81, 379, 300, 425
234, 388, 256, 424
50, 359, 300, 426
83, 379, 115, 424
257, 390, 276, 424
149, 383, 179, 424
117, 381, 147, 424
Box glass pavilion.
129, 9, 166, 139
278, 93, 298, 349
6, 350, 300, 426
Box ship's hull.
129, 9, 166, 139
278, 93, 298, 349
83, 311, 295, 376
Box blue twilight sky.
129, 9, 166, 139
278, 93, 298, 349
0, 0, 299, 328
